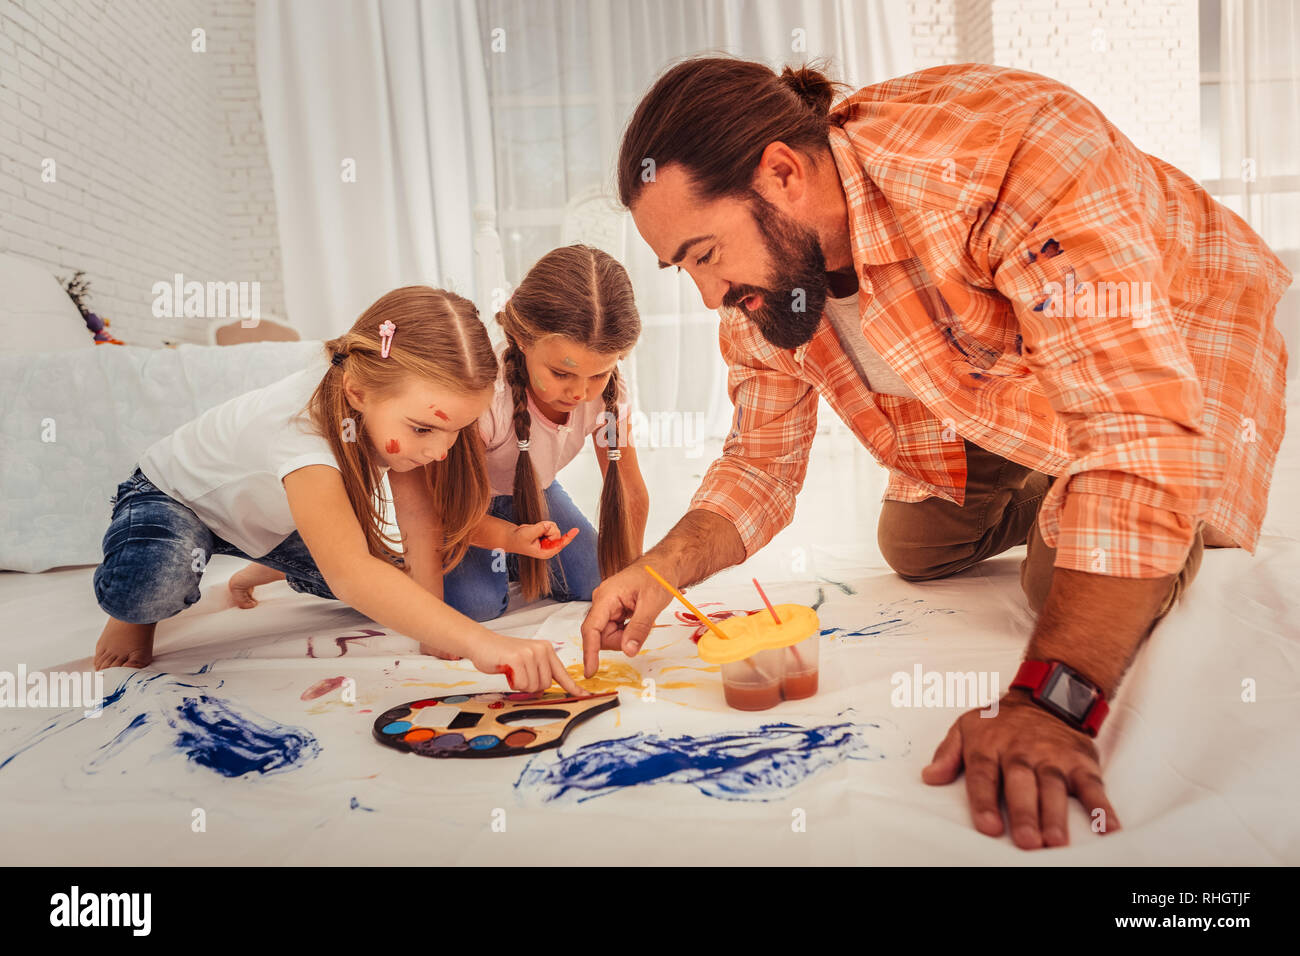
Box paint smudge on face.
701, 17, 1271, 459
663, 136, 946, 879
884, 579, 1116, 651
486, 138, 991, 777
515, 717, 908, 804
432, 408, 449, 421
562, 356, 578, 368
350, 796, 375, 812
386, 438, 400, 454
0, 673, 320, 780
301, 676, 347, 701
306, 629, 385, 658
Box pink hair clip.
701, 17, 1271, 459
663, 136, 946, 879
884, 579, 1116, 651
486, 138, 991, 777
378, 320, 396, 358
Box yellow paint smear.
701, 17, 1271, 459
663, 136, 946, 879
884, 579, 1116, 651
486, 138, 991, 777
660, 664, 721, 674
554, 660, 643, 694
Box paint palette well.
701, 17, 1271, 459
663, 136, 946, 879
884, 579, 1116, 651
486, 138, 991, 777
372, 690, 620, 759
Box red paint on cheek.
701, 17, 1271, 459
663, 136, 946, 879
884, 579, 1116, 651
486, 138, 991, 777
385, 438, 400, 454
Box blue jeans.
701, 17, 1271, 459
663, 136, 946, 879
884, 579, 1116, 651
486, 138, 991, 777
442, 481, 601, 622
93, 466, 339, 624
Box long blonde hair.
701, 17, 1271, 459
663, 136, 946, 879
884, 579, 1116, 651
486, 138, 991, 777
498, 245, 641, 600
306, 286, 496, 572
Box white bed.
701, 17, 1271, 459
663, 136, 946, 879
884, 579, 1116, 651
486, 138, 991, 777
2, 372, 1297, 865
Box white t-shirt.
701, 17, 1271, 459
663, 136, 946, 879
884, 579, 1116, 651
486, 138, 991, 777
479, 341, 630, 496
822, 291, 918, 399
138, 351, 385, 558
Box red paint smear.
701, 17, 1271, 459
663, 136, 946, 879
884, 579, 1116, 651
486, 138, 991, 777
500, 664, 515, 688
385, 438, 400, 454
540, 537, 562, 550
676, 608, 763, 643
300, 676, 346, 701
432, 408, 449, 421
306, 628, 385, 658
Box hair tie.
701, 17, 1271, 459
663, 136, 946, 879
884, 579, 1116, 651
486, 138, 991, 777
331, 351, 347, 367
517, 438, 531, 452
378, 320, 396, 358
606, 448, 622, 462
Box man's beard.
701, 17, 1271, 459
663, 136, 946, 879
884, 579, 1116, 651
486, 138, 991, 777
723, 191, 829, 350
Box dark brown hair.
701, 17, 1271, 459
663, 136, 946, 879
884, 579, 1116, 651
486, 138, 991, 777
497, 245, 641, 600
306, 286, 496, 573
617, 56, 850, 208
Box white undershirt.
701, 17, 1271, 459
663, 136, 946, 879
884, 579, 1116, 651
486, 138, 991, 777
138, 351, 385, 558
822, 291, 918, 399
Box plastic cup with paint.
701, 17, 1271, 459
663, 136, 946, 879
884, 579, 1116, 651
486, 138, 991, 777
781, 633, 820, 700
697, 604, 821, 712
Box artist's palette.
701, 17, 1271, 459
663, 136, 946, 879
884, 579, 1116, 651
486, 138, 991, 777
372, 690, 620, 759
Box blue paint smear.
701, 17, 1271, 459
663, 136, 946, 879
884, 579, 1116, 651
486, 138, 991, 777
169, 696, 320, 777
84, 712, 152, 773
0, 672, 319, 780
350, 796, 375, 812
816, 575, 857, 596
515, 719, 906, 804
821, 600, 959, 640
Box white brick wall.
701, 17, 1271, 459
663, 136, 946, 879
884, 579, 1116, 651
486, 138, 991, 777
908, 0, 1200, 177
0, 0, 284, 347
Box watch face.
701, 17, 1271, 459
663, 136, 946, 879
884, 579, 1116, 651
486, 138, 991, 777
1041, 667, 1096, 720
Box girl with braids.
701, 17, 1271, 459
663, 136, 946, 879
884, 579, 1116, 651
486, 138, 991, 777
442, 245, 650, 622
92, 286, 586, 695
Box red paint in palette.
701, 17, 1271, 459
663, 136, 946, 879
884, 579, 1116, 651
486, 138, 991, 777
386, 438, 400, 454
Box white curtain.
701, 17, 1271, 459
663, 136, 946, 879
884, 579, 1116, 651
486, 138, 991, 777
255, 0, 913, 417
478, 0, 915, 434
256, 0, 497, 340
1212, 0, 1300, 376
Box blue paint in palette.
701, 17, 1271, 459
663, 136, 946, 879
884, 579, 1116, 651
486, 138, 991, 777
515, 718, 908, 804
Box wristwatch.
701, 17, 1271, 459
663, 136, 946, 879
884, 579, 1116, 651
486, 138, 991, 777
1011, 659, 1110, 737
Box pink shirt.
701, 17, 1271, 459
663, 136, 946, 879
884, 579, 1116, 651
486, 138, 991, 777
479, 346, 630, 496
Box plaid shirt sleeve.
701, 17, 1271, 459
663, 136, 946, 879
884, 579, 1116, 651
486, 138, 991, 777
689, 309, 819, 557
979, 114, 1227, 578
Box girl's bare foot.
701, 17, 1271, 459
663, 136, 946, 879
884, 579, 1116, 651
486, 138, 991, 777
94, 618, 157, 670
228, 563, 286, 608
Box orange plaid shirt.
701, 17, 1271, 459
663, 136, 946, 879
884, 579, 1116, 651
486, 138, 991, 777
690, 63, 1292, 579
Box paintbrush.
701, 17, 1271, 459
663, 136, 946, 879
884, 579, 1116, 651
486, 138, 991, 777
752, 576, 806, 671
644, 565, 772, 683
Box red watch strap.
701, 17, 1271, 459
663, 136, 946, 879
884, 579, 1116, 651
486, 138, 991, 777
1081, 696, 1109, 736
1011, 659, 1109, 737
1011, 659, 1052, 691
